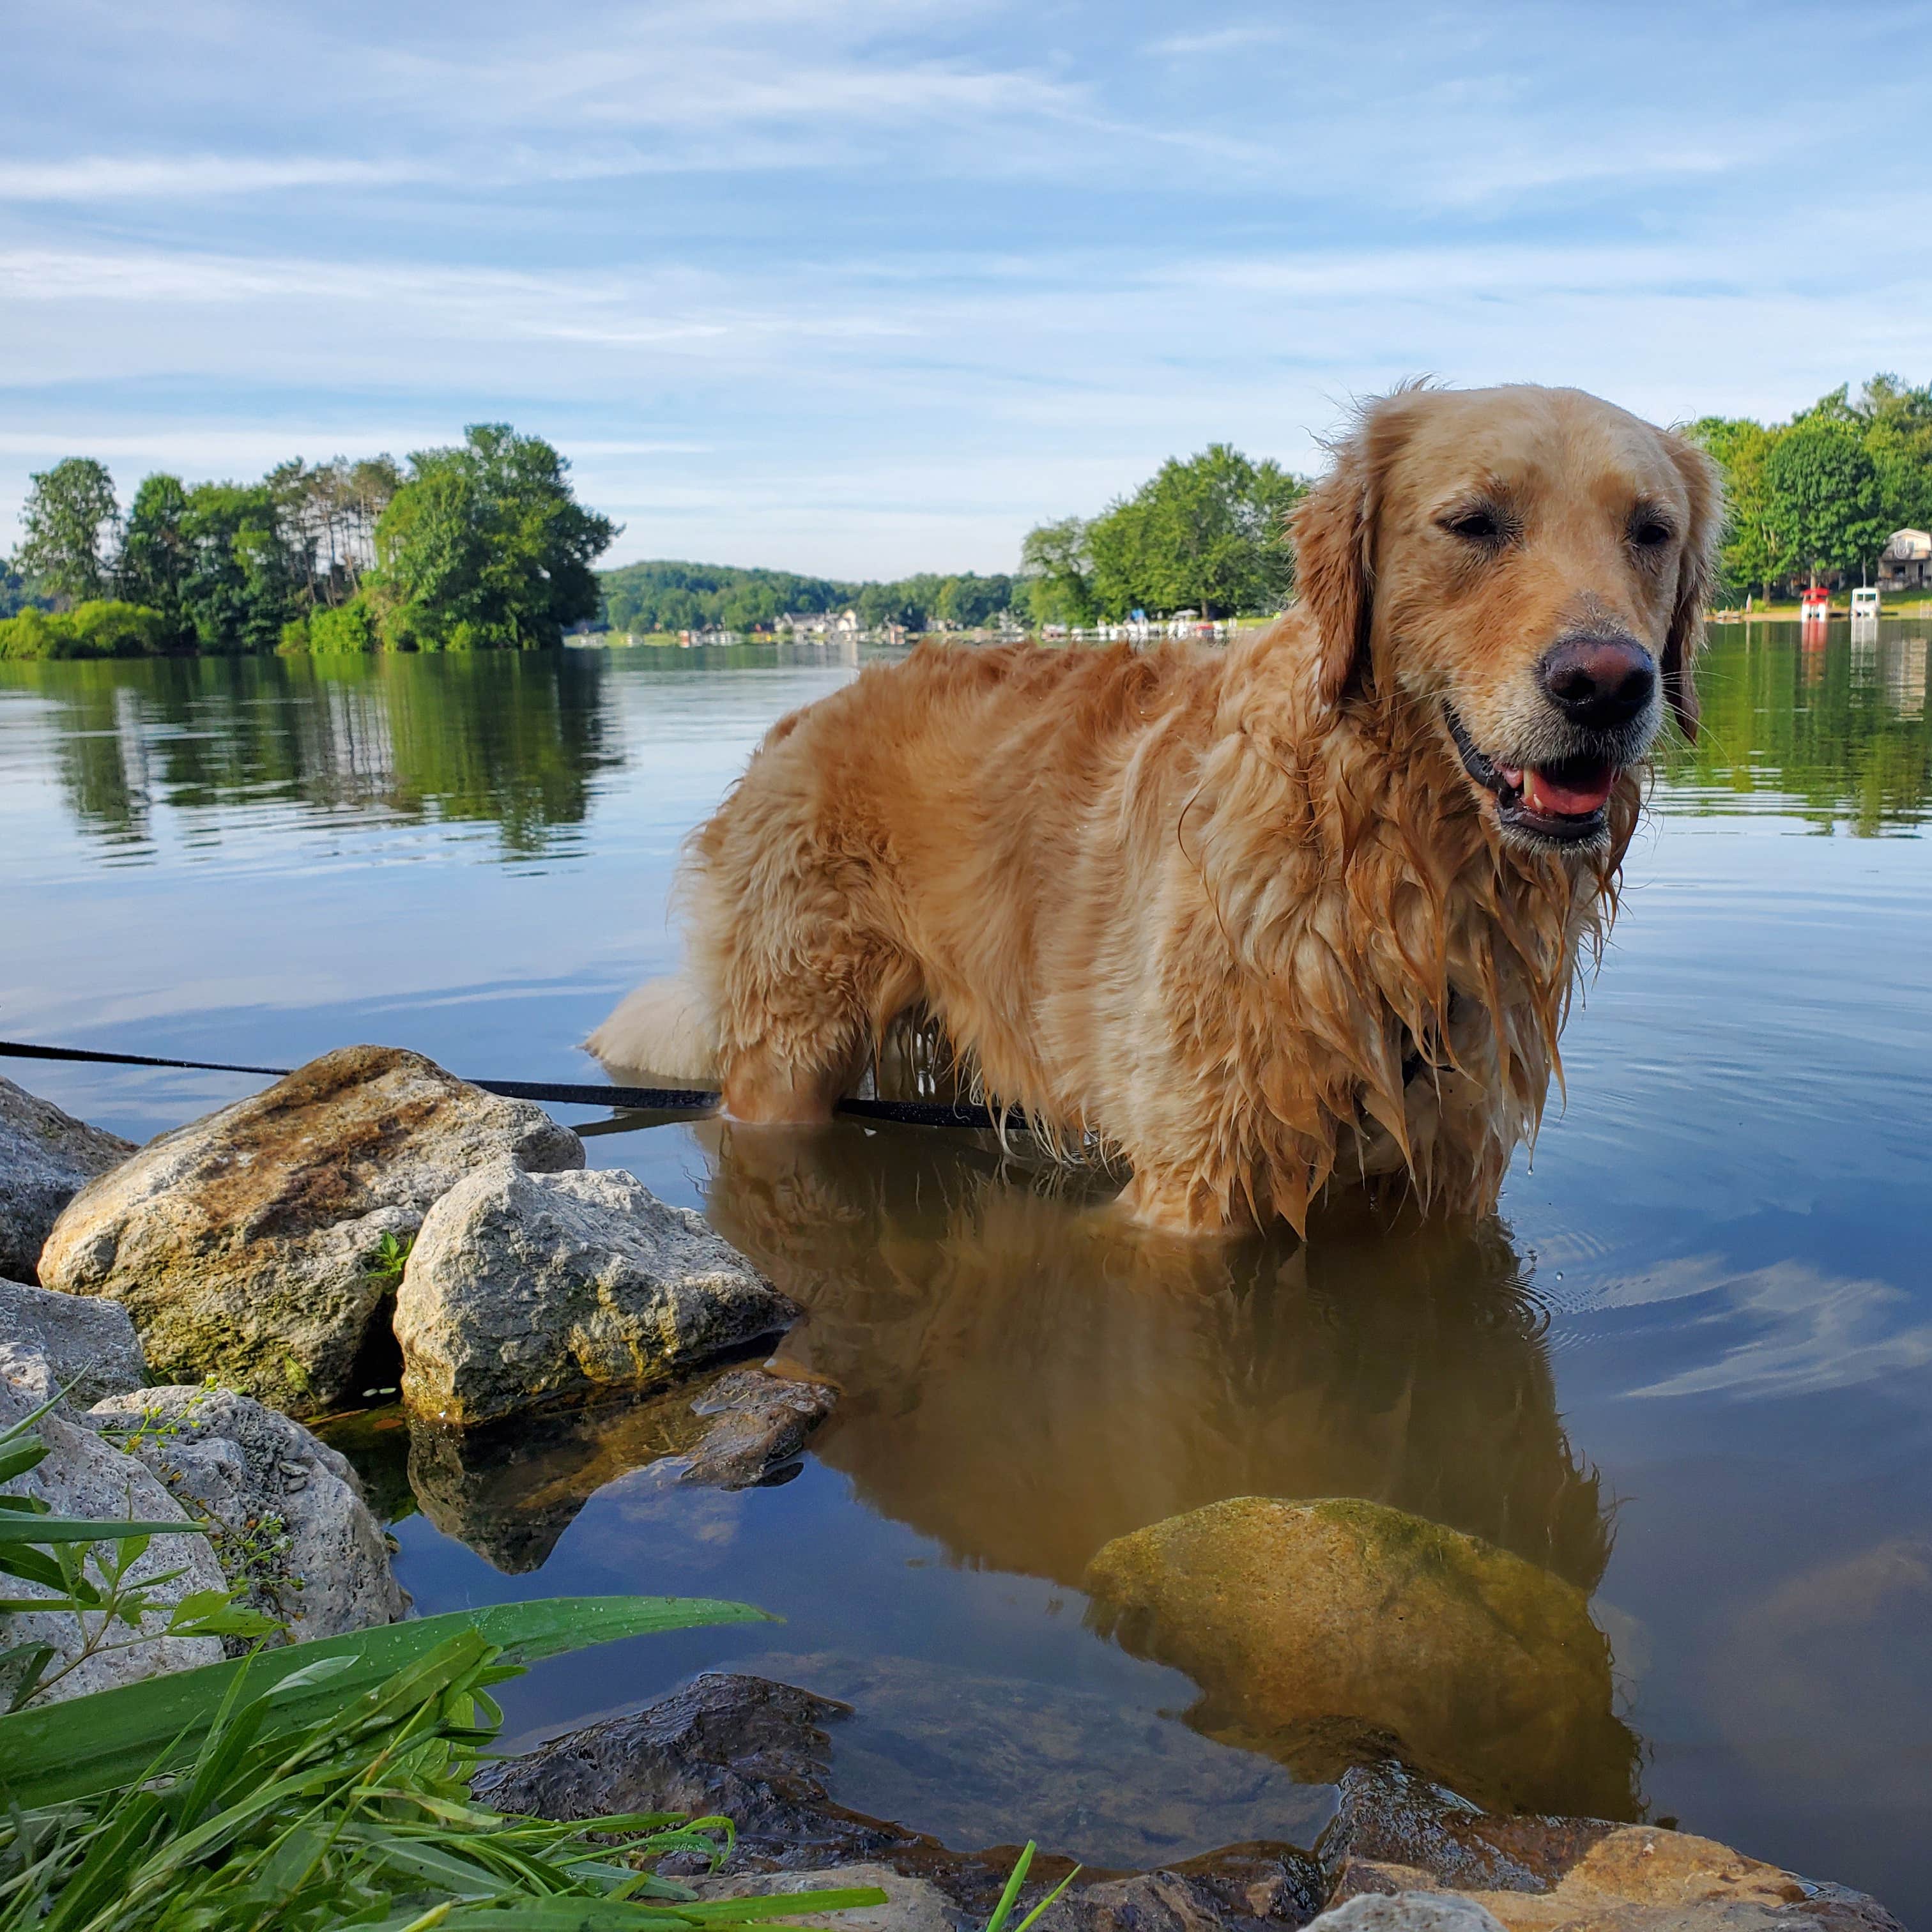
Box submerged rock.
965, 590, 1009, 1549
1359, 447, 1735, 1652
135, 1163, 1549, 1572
0, 1366, 224, 1703
395, 1160, 795, 1426
0, 1276, 147, 1409
89, 1385, 406, 1645
682, 1367, 837, 1489
1082, 1497, 1638, 1821
37, 1046, 583, 1416
0, 1077, 134, 1284
475, 1669, 1324, 1927
1315, 1759, 1905, 1930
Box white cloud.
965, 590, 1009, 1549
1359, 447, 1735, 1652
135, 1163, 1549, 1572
1606, 1259, 1932, 1403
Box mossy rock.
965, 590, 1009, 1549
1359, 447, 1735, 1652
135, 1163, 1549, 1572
1084, 1496, 1639, 1820
37, 1047, 583, 1416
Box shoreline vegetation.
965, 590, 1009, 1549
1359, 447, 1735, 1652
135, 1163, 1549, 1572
4, 374, 1930, 661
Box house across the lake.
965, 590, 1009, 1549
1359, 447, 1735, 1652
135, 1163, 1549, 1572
1879, 528, 1931, 591
777, 610, 861, 637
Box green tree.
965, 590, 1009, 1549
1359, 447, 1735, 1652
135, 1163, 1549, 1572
1764, 411, 1889, 586
13, 458, 119, 605
177, 482, 300, 652
1032, 447, 1304, 622
1859, 374, 1932, 533
115, 473, 194, 633
1018, 516, 1096, 624
374, 424, 617, 650
1687, 417, 1783, 601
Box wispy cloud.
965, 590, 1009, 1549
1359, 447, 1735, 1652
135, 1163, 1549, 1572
1143, 24, 1292, 56
0, 155, 434, 203
1613, 1259, 1932, 1402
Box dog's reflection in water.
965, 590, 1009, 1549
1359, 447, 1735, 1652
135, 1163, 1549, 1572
703, 1117, 1608, 1593
702, 1116, 1640, 1820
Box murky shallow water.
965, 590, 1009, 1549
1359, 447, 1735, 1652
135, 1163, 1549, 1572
1, 628, 1928, 1908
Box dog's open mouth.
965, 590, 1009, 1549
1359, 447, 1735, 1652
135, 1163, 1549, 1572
1443, 704, 1618, 844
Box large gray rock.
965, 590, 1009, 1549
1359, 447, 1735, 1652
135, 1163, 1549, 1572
38, 1047, 583, 1416
0, 1367, 224, 1703
0, 1277, 147, 1409
0, 1077, 134, 1283
395, 1161, 796, 1426
89, 1386, 406, 1646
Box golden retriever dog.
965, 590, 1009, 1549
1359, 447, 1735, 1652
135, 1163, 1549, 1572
590, 384, 1721, 1235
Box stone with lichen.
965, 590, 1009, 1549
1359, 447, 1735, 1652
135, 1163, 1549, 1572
38, 1047, 582, 1416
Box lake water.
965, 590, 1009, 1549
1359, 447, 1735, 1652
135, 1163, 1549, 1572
2, 629, 1929, 1911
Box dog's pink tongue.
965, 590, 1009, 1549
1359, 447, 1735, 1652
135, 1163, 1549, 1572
1526, 763, 1614, 816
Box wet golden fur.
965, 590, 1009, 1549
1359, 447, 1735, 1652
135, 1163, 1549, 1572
591, 385, 1722, 1234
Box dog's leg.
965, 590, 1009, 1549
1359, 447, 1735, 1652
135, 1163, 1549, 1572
1116, 1162, 1255, 1238
719, 1040, 858, 1125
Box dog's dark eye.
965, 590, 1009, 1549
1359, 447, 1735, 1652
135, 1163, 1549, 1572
1629, 513, 1674, 549
1441, 505, 1505, 542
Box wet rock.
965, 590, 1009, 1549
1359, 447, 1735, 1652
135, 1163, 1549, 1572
0, 1077, 134, 1284
1306, 1901, 1504, 1931
0, 1365, 224, 1702
0, 1276, 147, 1409
1315, 1760, 1905, 1931
682, 1368, 837, 1488
1083, 1498, 1637, 1820
38, 1046, 583, 1416
476, 1670, 1324, 1928
89, 1386, 406, 1645
473, 1671, 910, 1865
1063, 1860, 1324, 1932
731, 1650, 1333, 1876
395, 1160, 795, 1427
1315, 1761, 1614, 1896
684, 1864, 956, 1932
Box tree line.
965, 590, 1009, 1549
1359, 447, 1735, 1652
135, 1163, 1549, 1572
1688, 376, 1932, 600
599, 561, 1020, 635
1, 425, 616, 659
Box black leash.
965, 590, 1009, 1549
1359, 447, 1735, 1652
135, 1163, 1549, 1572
0, 1038, 1005, 1132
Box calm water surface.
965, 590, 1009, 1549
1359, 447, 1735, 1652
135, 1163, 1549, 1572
2, 629, 1929, 1909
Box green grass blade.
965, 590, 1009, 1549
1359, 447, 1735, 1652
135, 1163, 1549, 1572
0, 1515, 201, 1543
1011, 1866, 1081, 1932
676, 1892, 891, 1923
983, 1841, 1036, 1932
0, 1595, 771, 1808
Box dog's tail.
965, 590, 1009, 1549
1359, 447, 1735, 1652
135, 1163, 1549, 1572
585, 972, 719, 1081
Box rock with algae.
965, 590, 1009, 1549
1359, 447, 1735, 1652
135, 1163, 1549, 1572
1082, 1496, 1639, 1821
37, 1046, 583, 1417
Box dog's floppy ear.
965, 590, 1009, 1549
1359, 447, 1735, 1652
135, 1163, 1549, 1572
1289, 396, 1408, 709
1662, 433, 1724, 745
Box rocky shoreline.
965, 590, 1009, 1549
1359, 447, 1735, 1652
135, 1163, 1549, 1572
0, 1051, 1908, 1929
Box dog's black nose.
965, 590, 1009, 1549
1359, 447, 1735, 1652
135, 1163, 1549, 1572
1538, 636, 1657, 728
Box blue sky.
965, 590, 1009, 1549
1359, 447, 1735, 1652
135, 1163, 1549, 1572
4, 0, 1931, 578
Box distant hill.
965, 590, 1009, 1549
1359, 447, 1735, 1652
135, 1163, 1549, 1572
598, 560, 1017, 634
